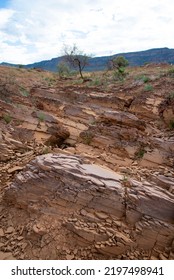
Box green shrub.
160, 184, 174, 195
20, 86, 29, 97
135, 147, 146, 159
135, 75, 151, 83
113, 69, 127, 81
44, 77, 56, 86
89, 77, 102, 86
167, 67, 174, 77
81, 131, 94, 145
169, 92, 174, 99
110, 56, 129, 69
142, 76, 150, 83
108, 56, 129, 81
169, 120, 174, 130
122, 175, 128, 182
144, 84, 153, 92
141, 76, 150, 83
57, 62, 71, 78
3, 114, 12, 124
37, 112, 45, 122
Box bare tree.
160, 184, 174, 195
63, 44, 90, 80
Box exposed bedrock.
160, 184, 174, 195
3, 154, 174, 258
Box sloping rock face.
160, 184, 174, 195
30, 80, 174, 171
0, 99, 70, 162
3, 154, 174, 259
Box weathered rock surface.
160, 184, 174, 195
3, 154, 174, 259
29, 80, 174, 171
1, 64, 174, 260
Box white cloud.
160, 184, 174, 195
0, 0, 174, 64
0, 8, 14, 28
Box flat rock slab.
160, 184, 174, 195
3, 153, 174, 257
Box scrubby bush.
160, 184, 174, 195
169, 92, 174, 99
169, 120, 174, 130
81, 131, 94, 145
108, 56, 129, 81
167, 67, 174, 77
57, 62, 71, 78
135, 147, 146, 159
144, 84, 153, 92
37, 112, 45, 122
135, 75, 150, 83
3, 114, 12, 124
20, 86, 29, 97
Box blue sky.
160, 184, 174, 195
0, 0, 9, 8
0, 0, 174, 64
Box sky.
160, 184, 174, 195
0, 0, 174, 64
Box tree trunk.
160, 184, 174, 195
77, 60, 84, 79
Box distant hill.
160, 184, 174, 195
1, 47, 174, 72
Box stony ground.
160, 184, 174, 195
0, 64, 174, 260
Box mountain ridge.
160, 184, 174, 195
1, 47, 174, 72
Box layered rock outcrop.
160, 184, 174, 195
3, 154, 174, 259
1, 64, 174, 260
30, 82, 174, 171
